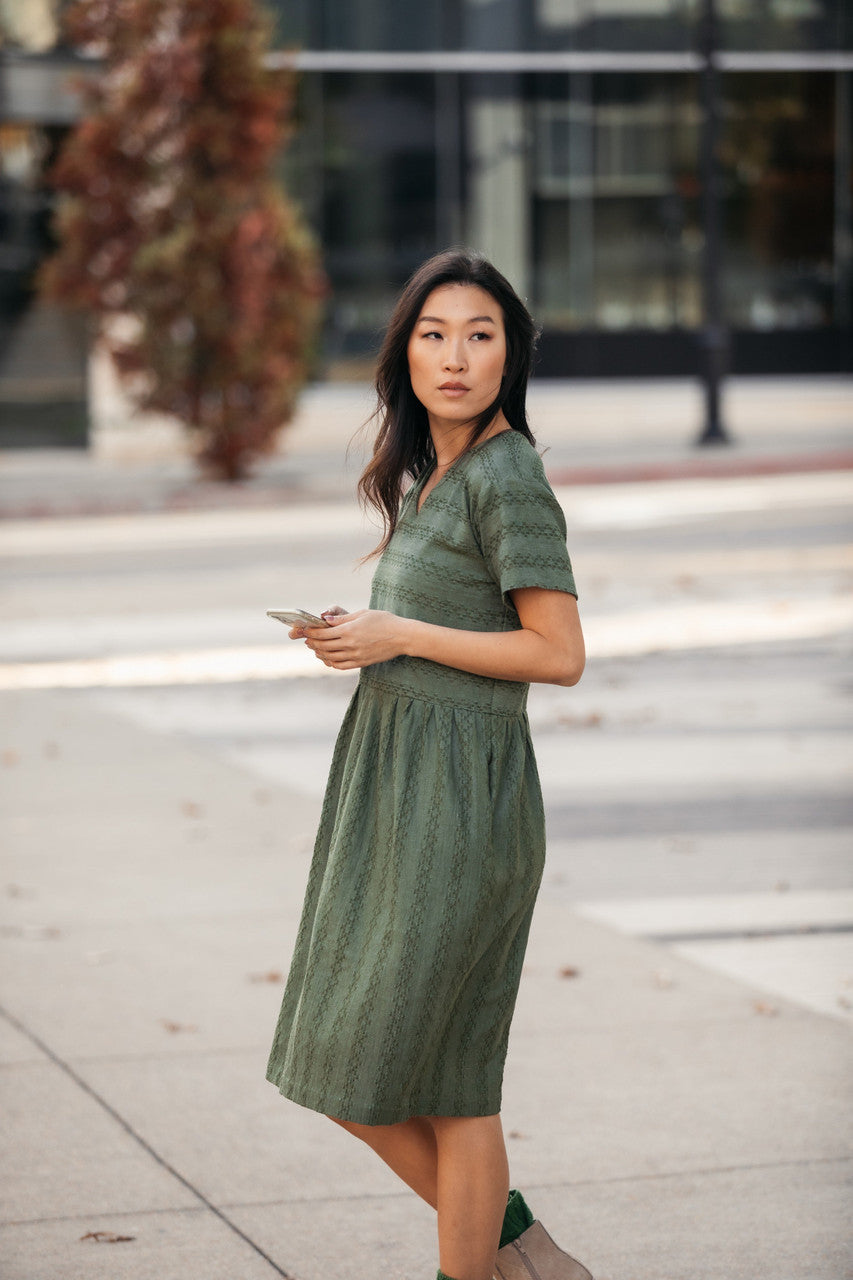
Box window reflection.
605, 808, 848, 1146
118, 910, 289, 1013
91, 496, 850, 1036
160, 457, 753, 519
530, 74, 702, 329
287, 65, 846, 368
718, 0, 849, 53
721, 73, 836, 329
266, 0, 851, 53
534, 0, 697, 53
287, 74, 438, 367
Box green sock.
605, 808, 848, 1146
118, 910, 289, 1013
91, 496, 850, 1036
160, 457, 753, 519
499, 1188, 535, 1249
437, 1272, 460, 1280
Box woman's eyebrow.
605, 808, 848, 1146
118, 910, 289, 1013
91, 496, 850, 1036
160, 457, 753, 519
416, 314, 497, 324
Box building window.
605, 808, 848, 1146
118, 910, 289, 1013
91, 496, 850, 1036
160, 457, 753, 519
721, 72, 837, 330
530, 74, 703, 331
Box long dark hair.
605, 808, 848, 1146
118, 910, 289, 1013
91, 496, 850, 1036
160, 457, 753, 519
358, 249, 539, 555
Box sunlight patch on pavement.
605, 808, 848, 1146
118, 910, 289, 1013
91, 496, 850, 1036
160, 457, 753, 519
585, 596, 853, 657
0, 597, 850, 690
577, 891, 853, 937
672, 933, 853, 1022
577, 892, 853, 1024
555, 469, 853, 529
0, 644, 337, 689
2, 470, 851, 557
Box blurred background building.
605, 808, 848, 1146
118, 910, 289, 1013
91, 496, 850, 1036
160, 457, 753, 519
1, 0, 851, 444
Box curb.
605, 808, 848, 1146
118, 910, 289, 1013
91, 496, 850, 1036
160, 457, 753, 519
1, 448, 852, 522
548, 448, 853, 487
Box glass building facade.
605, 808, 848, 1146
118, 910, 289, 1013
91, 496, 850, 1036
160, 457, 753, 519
268, 0, 852, 376
1, 0, 851, 440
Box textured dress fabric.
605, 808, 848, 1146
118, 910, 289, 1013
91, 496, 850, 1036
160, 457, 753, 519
266, 429, 577, 1125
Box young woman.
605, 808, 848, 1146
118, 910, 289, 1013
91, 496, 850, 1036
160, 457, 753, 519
267, 250, 592, 1280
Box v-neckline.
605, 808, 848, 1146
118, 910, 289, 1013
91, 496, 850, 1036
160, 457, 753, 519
414, 429, 513, 516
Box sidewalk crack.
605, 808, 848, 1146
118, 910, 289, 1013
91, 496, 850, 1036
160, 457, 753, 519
0, 1003, 296, 1278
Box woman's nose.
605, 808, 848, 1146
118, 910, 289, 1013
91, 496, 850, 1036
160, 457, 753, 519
443, 342, 466, 371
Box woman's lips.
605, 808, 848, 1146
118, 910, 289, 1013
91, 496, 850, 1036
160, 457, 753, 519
438, 383, 469, 396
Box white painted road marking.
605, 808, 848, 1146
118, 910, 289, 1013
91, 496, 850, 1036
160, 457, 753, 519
0, 596, 850, 690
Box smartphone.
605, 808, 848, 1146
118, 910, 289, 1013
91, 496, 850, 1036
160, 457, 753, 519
267, 609, 331, 628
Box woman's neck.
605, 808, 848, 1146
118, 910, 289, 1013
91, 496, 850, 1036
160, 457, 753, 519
428, 410, 510, 469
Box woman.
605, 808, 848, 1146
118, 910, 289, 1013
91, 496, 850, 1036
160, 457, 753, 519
267, 250, 591, 1280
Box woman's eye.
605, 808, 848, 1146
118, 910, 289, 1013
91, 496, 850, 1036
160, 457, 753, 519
471, 331, 491, 341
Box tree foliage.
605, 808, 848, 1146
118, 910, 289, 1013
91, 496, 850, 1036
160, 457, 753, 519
41, 0, 326, 479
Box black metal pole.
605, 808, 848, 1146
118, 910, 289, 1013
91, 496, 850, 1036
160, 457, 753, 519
835, 71, 852, 373
697, 0, 731, 445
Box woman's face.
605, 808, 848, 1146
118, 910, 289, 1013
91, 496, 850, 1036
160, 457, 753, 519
406, 284, 507, 429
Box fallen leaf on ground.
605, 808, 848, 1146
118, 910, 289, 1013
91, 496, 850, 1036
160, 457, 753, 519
558, 712, 603, 729
622, 708, 657, 726
181, 800, 203, 819
22, 925, 61, 940
752, 1000, 779, 1017
507, 1130, 526, 1140
2, 749, 19, 767
652, 970, 676, 990
161, 1020, 198, 1033
558, 965, 581, 979
80, 1231, 136, 1244
248, 970, 284, 983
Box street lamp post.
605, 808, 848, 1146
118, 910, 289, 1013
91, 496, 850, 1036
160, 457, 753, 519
697, 0, 731, 445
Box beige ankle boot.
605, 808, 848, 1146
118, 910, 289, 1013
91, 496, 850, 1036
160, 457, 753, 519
494, 1220, 593, 1280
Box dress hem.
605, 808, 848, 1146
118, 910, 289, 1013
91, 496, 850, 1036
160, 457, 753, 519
266, 1071, 502, 1127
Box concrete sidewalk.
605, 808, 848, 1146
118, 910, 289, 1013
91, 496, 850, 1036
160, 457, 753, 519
1, 373, 851, 1280
0, 375, 851, 518
2, 684, 851, 1280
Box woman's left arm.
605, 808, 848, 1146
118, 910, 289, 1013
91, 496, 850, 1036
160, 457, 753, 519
303, 588, 585, 687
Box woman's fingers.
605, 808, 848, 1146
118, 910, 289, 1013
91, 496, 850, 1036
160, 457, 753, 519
307, 609, 399, 668
288, 608, 350, 642
303, 610, 399, 670
307, 636, 358, 670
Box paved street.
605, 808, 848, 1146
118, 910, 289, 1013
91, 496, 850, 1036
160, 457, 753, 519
1, 385, 852, 1279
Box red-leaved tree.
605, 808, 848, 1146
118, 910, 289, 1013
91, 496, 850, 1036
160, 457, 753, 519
41, 0, 325, 479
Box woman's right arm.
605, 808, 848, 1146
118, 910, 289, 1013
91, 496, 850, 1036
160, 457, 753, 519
300, 592, 585, 688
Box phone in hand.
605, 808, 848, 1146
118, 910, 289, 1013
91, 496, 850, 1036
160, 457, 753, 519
267, 609, 331, 628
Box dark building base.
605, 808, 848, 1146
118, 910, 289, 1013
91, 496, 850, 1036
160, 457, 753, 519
0, 401, 89, 449
535, 327, 851, 379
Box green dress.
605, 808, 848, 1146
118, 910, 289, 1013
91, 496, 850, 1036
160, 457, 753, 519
266, 429, 577, 1125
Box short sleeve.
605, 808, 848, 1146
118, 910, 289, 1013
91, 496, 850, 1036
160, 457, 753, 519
468, 438, 577, 605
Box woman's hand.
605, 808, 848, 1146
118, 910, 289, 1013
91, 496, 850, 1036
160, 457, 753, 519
302, 609, 409, 671
286, 605, 348, 640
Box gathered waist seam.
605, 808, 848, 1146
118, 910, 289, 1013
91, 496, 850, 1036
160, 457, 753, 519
359, 671, 526, 720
